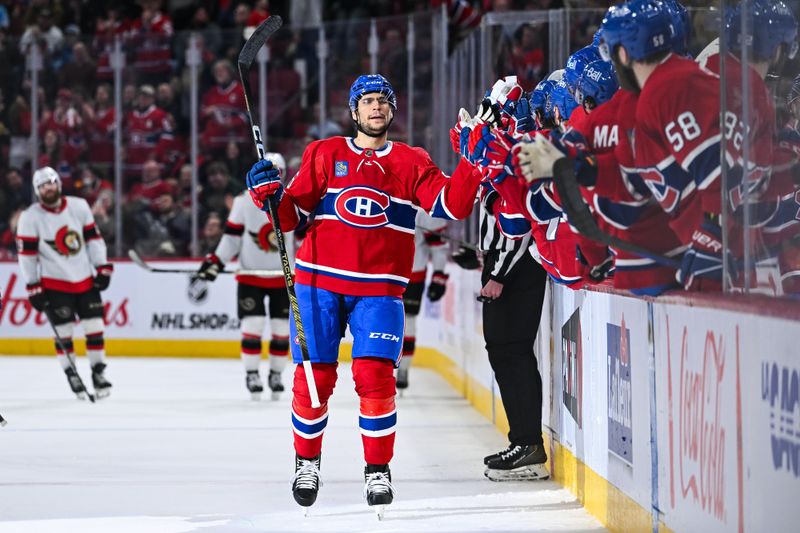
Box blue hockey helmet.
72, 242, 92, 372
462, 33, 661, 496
575, 60, 619, 107
599, 0, 675, 62
550, 79, 578, 122
564, 45, 603, 92
663, 0, 692, 56
725, 0, 798, 63
348, 74, 397, 111
531, 79, 557, 112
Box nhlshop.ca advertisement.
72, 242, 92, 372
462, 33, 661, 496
0, 262, 240, 341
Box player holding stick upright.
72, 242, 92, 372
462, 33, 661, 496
16, 167, 114, 399
195, 153, 295, 400
246, 74, 482, 516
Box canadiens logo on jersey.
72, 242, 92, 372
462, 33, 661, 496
249, 223, 278, 252
45, 225, 83, 256
333, 186, 391, 228
334, 161, 349, 177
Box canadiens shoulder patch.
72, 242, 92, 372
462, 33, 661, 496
334, 161, 349, 177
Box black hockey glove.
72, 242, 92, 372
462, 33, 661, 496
94, 264, 114, 291
196, 254, 224, 282
452, 246, 480, 270
27, 282, 48, 312
427, 271, 449, 302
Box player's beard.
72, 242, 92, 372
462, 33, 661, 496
611, 56, 641, 94
39, 189, 61, 206
355, 114, 393, 138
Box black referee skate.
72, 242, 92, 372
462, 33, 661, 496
91, 363, 112, 399
246, 371, 264, 400
292, 454, 322, 513
364, 464, 395, 520
484, 444, 549, 481
268, 370, 284, 400
64, 367, 88, 400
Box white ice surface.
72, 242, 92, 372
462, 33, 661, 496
0, 357, 606, 533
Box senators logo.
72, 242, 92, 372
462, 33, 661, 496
333, 186, 390, 229
45, 226, 82, 256
249, 223, 277, 252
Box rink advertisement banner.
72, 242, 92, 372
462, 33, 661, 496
0, 262, 241, 340
653, 304, 744, 533
607, 319, 633, 465
561, 307, 582, 428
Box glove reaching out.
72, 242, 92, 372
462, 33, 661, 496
450, 108, 480, 162
246, 159, 283, 212
26, 282, 48, 312
93, 263, 114, 291
508, 96, 535, 138
512, 134, 565, 183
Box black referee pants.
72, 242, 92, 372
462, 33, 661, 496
482, 251, 548, 446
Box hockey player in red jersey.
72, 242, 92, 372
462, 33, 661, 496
599, 0, 727, 291
398, 211, 449, 390
16, 167, 114, 399
195, 153, 294, 400
246, 74, 481, 513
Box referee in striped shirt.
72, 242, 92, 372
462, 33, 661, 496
478, 186, 549, 477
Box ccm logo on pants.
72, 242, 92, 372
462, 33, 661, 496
369, 332, 401, 342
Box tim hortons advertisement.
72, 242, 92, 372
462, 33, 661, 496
0, 262, 241, 340
607, 317, 633, 464
562, 307, 582, 428
656, 306, 743, 533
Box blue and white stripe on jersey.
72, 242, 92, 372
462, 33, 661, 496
359, 409, 397, 438
429, 188, 458, 220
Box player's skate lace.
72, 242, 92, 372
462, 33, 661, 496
292, 458, 321, 491
499, 445, 523, 461
363, 471, 396, 500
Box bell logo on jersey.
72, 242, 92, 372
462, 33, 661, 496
250, 223, 277, 252
334, 186, 391, 228
45, 225, 82, 256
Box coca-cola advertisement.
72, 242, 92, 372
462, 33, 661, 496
0, 262, 240, 346
657, 307, 743, 533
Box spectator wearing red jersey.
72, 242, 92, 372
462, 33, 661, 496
127, 158, 174, 207
58, 42, 97, 99
128, 0, 174, 83
124, 84, 173, 179
200, 60, 248, 153
84, 84, 116, 175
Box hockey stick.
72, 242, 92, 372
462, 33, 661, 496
128, 250, 283, 277
238, 16, 321, 408
551, 157, 682, 268
43, 306, 95, 403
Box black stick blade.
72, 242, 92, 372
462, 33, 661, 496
238, 15, 283, 69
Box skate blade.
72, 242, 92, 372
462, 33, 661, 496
75, 391, 88, 401
301, 506, 310, 518
484, 464, 549, 482
373, 504, 386, 520
398, 389, 405, 398
95, 389, 111, 400
270, 390, 281, 401
250, 392, 262, 401
0, 418, 7, 427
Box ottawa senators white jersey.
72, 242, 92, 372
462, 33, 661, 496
410, 211, 448, 283
214, 192, 295, 289
16, 196, 108, 292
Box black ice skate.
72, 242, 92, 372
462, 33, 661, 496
91, 363, 112, 399
484, 444, 549, 481
292, 454, 322, 513
246, 370, 264, 400
395, 367, 409, 391
268, 370, 284, 400
64, 367, 88, 400
364, 464, 395, 520
483, 443, 515, 465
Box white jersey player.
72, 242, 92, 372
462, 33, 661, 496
195, 152, 295, 400
16, 167, 114, 399
398, 211, 449, 390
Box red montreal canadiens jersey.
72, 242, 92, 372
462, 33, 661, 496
16, 196, 107, 293
125, 105, 172, 174
634, 54, 722, 243
215, 192, 294, 289
273, 137, 481, 296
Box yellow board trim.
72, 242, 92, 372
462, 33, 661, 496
0, 339, 669, 533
